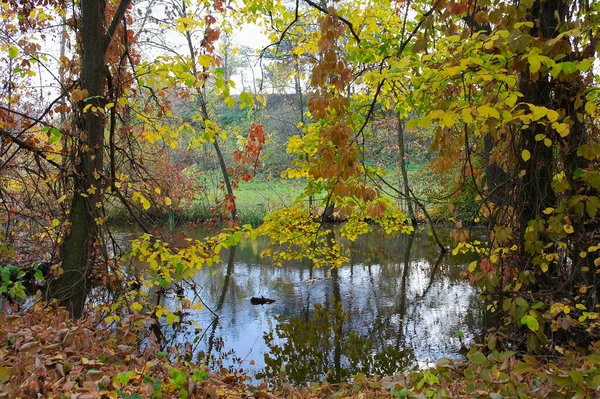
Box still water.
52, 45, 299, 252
118, 226, 487, 383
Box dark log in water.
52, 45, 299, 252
250, 296, 275, 305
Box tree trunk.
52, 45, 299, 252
183, 25, 237, 222
51, 0, 107, 318
517, 0, 563, 246
397, 116, 416, 225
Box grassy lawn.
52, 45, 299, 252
234, 178, 306, 225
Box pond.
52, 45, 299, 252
116, 225, 488, 383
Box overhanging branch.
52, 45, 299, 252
0, 128, 63, 170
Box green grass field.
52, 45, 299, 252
107, 160, 465, 227
234, 178, 306, 225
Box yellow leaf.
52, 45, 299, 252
0, 366, 13, 384
530, 105, 547, 120
52, 218, 60, 227
477, 104, 500, 119
550, 302, 564, 315
563, 224, 574, 234
521, 149, 531, 162
57, 194, 67, 203
8, 45, 18, 59
154, 187, 161, 194
442, 112, 456, 127
585, 101, 597, 115
461, 108, 474, 123
553, 122, 569, 137
198, 55, 213, 68
505, 94, 518, 108
164, 197, 172, 206
546, 109, 559, 122
468, 261, 477, 272
166, 313, 180, 324
132, 302, 143, 311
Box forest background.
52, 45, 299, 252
1, 0, 600, 397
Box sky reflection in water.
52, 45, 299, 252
120, 226, 487, 381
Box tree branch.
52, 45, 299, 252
104, 0, 132, 56
0, 128, 63, 170
303, 0, 361, 44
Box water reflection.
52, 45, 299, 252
115, 226, 486, 382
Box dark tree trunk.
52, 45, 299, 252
51, 0, 107, 317
517, 0, 563, 240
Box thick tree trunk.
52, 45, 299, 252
517, 0, 563, 247
51, 0, 107, 317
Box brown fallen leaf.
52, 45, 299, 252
19, 341, 40, 353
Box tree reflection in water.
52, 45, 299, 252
259, 232, 417, 384
260, 303, 415, 384
115, 226, 486, 380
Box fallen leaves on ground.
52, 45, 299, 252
1, 304, 599, 398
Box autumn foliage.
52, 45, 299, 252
1, 0, 600, 397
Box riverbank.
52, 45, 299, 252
1, 304, 598, 398
105, 165, 474, 228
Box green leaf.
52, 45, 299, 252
467, 351, 488, 365
577, 58, 592, 71
569, 369, 584, 384
577, 144, 597, 160
114, 371, 134, 385
585, 196, 599, 217
520, 315, 539, 331
515, 297, 528, 308
560, 62, 577, 74
33, 269, 44, 281
513, 362, 531, 373
11, 281, 26, 299
587, 354, 600, 364
573, 168, 585, 179
463, 368, 475, 378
